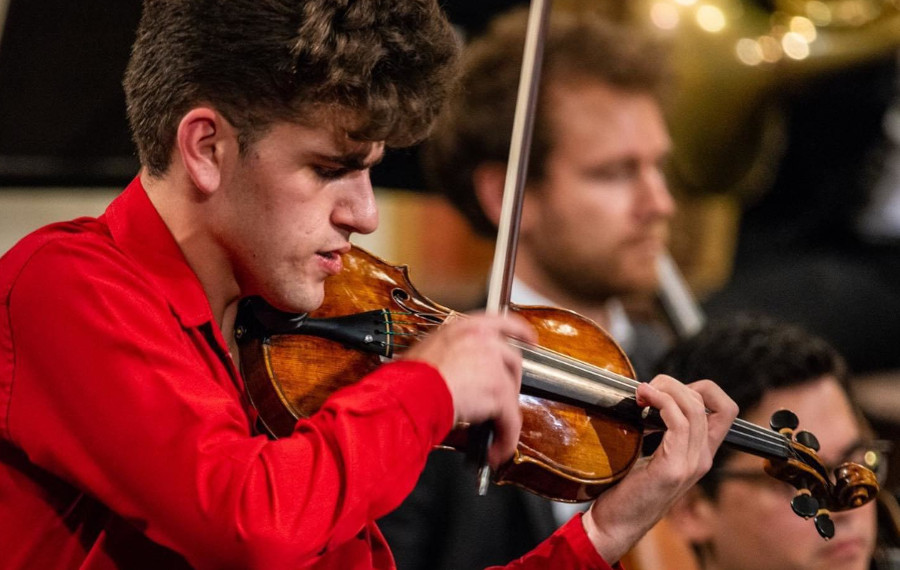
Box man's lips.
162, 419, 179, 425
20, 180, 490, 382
624, 235, 666, 257
316, 249, 345, 275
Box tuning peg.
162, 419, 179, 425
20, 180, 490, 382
814, 511, 835, 539
795, 430, 820, 452
790, 490, 819, 518
770, 409, 799, 434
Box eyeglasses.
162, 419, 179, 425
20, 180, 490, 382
711, 439, 892, 491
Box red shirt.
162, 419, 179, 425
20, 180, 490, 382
0, 177, 613, 569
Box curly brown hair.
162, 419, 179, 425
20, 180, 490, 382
425, 7, 672, 237
124, 0, 460, 176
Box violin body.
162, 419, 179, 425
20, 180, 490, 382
236, 245, 643, 502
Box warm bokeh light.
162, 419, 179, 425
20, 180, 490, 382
758, 35, 783, 62
674, 0, 698, 6
789, 16, 818, 42
834, 0, 877, 26
696, 4, 727, 32
782, 31, 811, 59
865, 449, 880, 470
650, 1, 681, 30
805, 0, 834, 25
735, 38, 764, 65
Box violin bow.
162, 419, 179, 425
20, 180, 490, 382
477, 0, 552, 495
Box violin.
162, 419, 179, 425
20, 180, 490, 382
234, 245, 879, 540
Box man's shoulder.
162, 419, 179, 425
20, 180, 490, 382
1, 217, 124, 303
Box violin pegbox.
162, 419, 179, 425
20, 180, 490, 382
765, 409, 878, 539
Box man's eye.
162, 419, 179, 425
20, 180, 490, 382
314, 166, 350, 180
588, 163, 634, 182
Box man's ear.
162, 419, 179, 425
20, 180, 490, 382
175, 108, 236, 195
472, 161, 507, 228
472, 161, 539, 232
668, 486, 718, 544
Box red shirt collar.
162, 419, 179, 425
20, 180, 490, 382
104, 176, 214, 328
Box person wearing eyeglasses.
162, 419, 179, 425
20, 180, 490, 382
655, 314, 889, 570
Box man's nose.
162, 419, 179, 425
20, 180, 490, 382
637, 166, 676, 221
334, 171, 379, 235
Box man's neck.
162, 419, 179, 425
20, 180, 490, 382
510, 277, 614, 332
142, 169, 241, 328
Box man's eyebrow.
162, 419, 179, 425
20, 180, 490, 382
317, 150, 384, 170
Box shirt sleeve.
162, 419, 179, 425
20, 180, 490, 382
5, 238, 454, 569
490, 515, 621, 570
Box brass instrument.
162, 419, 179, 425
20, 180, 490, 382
627, 0, 900, 201
559, 0, 900, 294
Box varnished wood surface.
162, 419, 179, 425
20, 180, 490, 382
239, 246, 646, 502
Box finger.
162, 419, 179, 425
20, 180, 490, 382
488, 396, 522, 468
687, 379, 739, 447
656, 376, 712, 459
469, 313, 536, 344
636, 378, 703, 471
638, 375, 704, 424
488, 338, 524, 467
499, 313, 538, 344
636, 381, 689, 440
499, 342, 524, 393
651, 375, 707, 423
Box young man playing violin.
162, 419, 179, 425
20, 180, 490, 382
380, 8, 685, 569
0, 1, 736, 568
656, 315, 885, 570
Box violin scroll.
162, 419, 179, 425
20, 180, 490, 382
762, 409, 879, 539
833, 463, 880, 510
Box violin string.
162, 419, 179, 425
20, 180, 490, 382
513, 341, 793, 453
388, 319, 439, 324
382, 310, 795, 454
729, 419, 796, 459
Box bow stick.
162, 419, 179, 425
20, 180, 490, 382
476, 0, 552, 495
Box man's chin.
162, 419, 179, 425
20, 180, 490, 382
616, 273, 661, 297
263, 287, 324, 315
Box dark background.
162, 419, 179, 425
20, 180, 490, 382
0, 0, 524, 187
